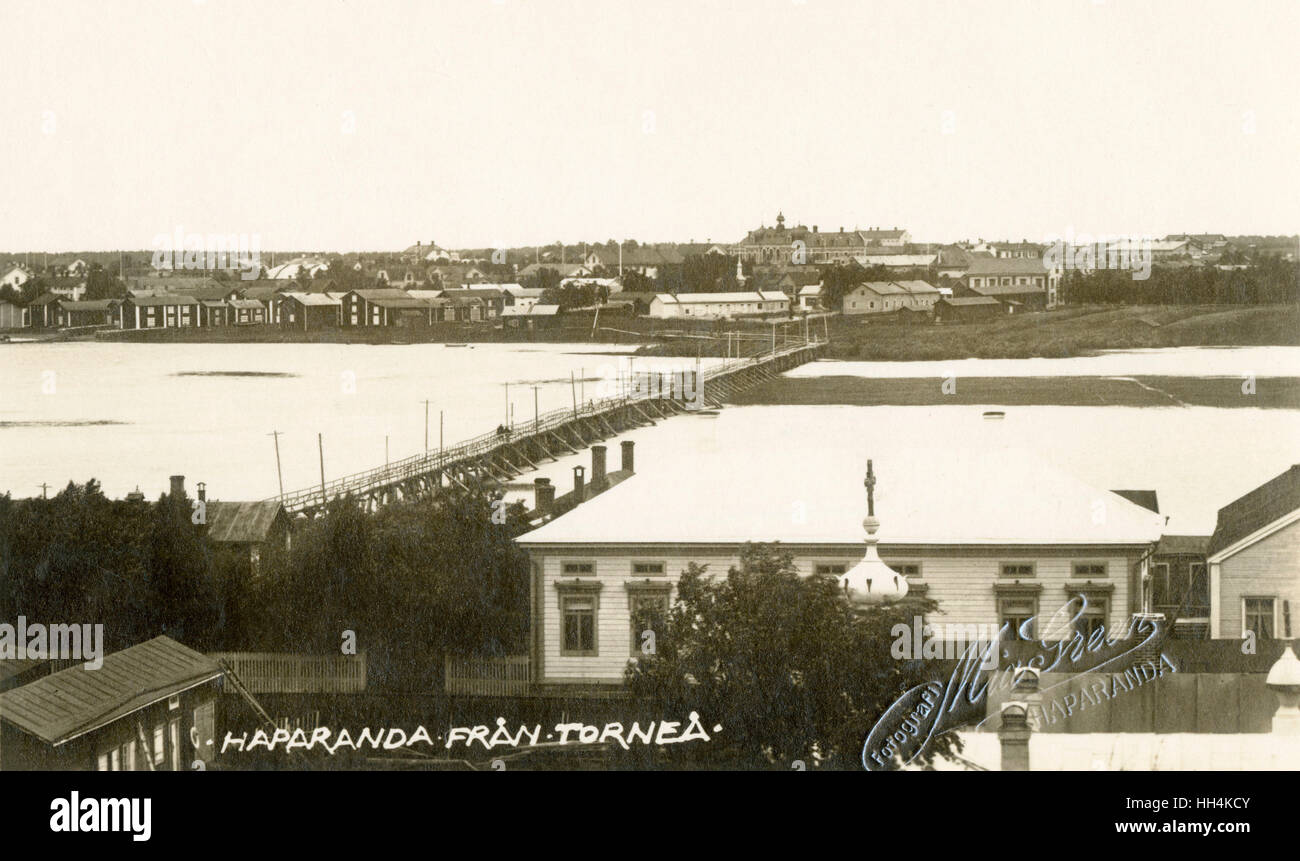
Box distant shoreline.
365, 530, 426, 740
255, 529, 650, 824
732, 374, 1300, 410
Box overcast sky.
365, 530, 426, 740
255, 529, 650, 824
3, 0, 1297, 252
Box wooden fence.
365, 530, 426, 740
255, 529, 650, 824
211, 652, 367, 694
445, 654, 531, 697
985, 671, 1279, 734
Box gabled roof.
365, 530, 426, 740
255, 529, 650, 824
968, 283, 1046, 297
280, 292, 342, 306
1156, 534, 1210, 556
1112, 490, 1160, 513
963, 257, 1053, 276
56, 299, 119, 311
127, 294, 200, 306
0, 636, 222, 745
938, 296, 1001, 306
348, 288, 411, 300
518, 440, 1165, 548
1208, 465, 1300, 559
226, 299, 264, 310
205, 500, 286, 543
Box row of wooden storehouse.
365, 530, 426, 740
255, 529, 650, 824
7, 284, 554, 331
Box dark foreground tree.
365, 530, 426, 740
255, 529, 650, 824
625, 543, 958, 769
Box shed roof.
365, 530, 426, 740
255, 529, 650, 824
1208, 465, 1300, 558
205, 500, 285, 543
0, 637, 222, 745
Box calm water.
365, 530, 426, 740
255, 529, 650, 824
0, 342, 713, 501
1, 342, 1297, 535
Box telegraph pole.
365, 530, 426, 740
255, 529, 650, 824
318, 433, 326, 505
532, 385, 540, 431
269, 430, 284, 501
38, 483, 49, 499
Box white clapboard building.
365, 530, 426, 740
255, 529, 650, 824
515, 440, 1166, 695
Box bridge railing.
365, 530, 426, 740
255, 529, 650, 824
275, 338, 821, 509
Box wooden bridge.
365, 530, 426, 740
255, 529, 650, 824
274, 337, 824, 517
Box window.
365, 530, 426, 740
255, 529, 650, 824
814, 562, 847, 576
1244, 598, 1275, 640
110, 747, 121, 771
169, 719, 181, 771
631, 562, 665, 576
1073, 595, 1108, 642
1073, 562, 1107, 579
561, 594, 598, 656
97, 753, 110, 771
153, 724, 165, 766
1000, 563, 1035, 578
629, 591, 670, 654
890, 563, 922, 578
562, 561, 594, 575
1000, 596, 1037, 640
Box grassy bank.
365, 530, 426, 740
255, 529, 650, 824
823, 304, 1300, 361
731, 374, 1300, 409
633, 303, 1300, 360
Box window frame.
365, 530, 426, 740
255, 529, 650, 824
627, 586, 671, 655
999, 562, 1037, 579
998, 594, 1039, 641
1243, 596, 1277, 640
1071, 561, 1108, 579
556, 579, 602, 658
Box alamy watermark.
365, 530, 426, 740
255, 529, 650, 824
1043, 229, 1153, 281
0, 617, 104, 669
150, 226, 263, 280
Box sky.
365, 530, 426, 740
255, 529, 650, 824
2, 0, 1297, 252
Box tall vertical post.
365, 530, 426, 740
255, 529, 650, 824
269, 430, 285, 502
571, 371, 577, 417
318, 433, 326, 505
533, 385, 539, 431
424, 400, 429, 453
439, 410, 444, 462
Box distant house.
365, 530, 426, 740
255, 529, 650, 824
797, 284, 823, 311
934, 295, 1003, 323
272, 291, 342, 330
55, 299, 120, 328
342, 288, 412, 326
501, 285, 545, 309
119, 294, 200, 329
205, 495, 292, 573
957, 256, 1060, 309
47, 280, 87, 301
0, 264, 33, 290
0, 636, 223, 770
501, 303, 561, 330
860, 227, 910, 247
227, 299, 266, 325
842, 282, 909, 315
28, 293, 66, 328
1151, 534, 1211, 639
1207, 465, 1300, 640
518, 263, 594, 282
649, 291, 789, 319
0, 299, 29, 329
855, 251, 937, 268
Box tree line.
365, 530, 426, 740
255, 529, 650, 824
0, 481, 530, 690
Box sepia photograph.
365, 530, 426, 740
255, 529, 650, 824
1, 0, 1297, 844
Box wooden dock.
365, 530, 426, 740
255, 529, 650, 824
273, 337, 824, 518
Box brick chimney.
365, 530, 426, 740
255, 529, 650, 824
621, 440, 635, 472
196, 482, 206, 502
169, 475, 185, 498
591, 445, 607, 487
533, 477, 555, 517
572, 465, 585, 503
